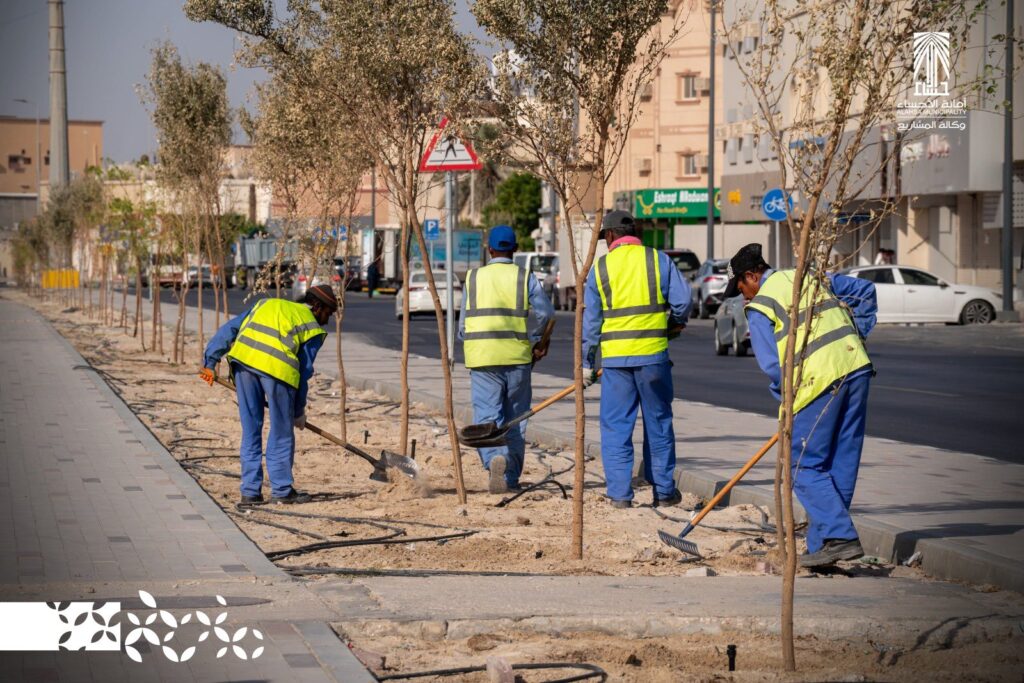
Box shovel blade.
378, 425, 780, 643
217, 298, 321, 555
457, 421, 498, 442
381, 450, 420, 479
459, 432, 510, 448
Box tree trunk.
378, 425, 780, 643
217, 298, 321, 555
120, 260, 128, 330
570, 166, 607, 560
398, 172, 412, 455
407, 196, 466, 503
134, 257, 145, 351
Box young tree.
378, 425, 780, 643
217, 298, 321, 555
723, 0, 986, 669
481, 172, 542, 248
476, 0, 685, 557
141, 41, 232, 363
187, 0, 484, 502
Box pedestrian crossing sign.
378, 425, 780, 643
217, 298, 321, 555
418, 117, 483, 172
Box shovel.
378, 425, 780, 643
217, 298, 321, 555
457, 370, 602, 448
658, 433, 779, 557
213, 376, 419, 482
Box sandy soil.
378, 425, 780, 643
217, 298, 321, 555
26, 294, 820, 579
346, 628, 1024, 682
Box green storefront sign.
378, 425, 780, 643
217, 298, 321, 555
634, 188, 720, 220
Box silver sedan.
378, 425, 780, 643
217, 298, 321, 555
713, 294, 751, 356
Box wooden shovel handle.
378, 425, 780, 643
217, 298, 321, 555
529, 369, 604, 415
689, 433, 780, 529
213, 376, 377, 466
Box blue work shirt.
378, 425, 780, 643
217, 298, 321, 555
203, 300, 325, 417
746, 269, 876, 400
582, 238, 692, 368
457, 257, 557, 349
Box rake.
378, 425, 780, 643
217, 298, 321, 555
213, 376, 418, 482
658, 433, 779, 557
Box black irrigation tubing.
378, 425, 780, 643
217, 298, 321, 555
168, 437, 221, 446
495, 479, 568, 508
180, 462, 240, 479
376, 661, 607, 682
284, 566, 557, 579
266, 529, 476, 561
227, 511, 329, 541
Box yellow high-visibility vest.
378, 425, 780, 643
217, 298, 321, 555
226, 298, 325, 388
745, 270, 871, 413
463, 262, 532, 368
595, 244, 669, 359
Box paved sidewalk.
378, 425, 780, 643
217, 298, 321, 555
0, 297, 373, 682
107, 291, 1024, 593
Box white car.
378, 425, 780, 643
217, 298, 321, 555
395, 271, 463, 319
842, 266, 999, 324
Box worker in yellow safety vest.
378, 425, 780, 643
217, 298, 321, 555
724, 243, 876, 567
459, 225, 556, 493
581, 211, 692, 508
199, 285, 338, 505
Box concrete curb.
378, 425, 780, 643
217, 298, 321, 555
337, 353, 1021, 594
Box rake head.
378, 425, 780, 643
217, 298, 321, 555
658, 526, 702, 558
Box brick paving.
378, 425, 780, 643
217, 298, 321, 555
0, 297, 373, 682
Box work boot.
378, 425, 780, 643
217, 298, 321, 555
800, 539, 865, 568
273, 488, 312, 505
488, 456, 508, 494
653, 489, 683, 508
239, 494, 264, 505
608, 498, 633, 509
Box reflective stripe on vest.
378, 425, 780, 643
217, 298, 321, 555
226, 298, 326, 388
744, 270, 871, 413
463, 262, 532, 368
596, 245, 668, 359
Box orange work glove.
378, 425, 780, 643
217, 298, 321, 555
199, 367, 216, 386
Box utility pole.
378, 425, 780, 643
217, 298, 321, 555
999, 0, 1017, 320
48, 0, 70, 188
706, 0, 717, 262
13, 99, 41, 213
445, 171, 456, 366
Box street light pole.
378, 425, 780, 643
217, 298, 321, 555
999, 0, 1016, 319
706, 0, 717, 262
13, 98, 41, 213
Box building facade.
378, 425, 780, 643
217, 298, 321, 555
718, 1, 1023, 302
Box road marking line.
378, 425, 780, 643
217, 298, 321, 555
873, 384, 959, 398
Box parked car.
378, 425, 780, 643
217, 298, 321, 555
395, 271, 463, 319
664, 249, 702, 282
840, 266, 999, 325
182, 265, 220, 288
291, 267, 329, 299
692, 258, 731, 319
713, 294, 750, 356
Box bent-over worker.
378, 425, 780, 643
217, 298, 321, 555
459, 225, 555, 493
199, 285, 338, 504
582, 210, 692, 508
724, 243, 876, 567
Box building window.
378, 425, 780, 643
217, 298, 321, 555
678, 153, 699, 178
726, 138, 738, 166
8, 153, 29, 173
678, 74, 699, 101
743, 133, 754, 163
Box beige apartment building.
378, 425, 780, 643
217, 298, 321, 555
604, 0, 757, 260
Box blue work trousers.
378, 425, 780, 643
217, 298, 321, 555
599, 361, 677, 501
469, 365, 532, 487
234, 365, 297, 498
791, 373, 871, 553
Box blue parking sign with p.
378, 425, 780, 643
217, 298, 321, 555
424, 219, 440, 240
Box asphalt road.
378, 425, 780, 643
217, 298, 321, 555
157, 286, 1024, 463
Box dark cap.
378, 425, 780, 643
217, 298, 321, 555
723, 243, 770, 299
599, 210, 636, 240
307, 284, 339, 312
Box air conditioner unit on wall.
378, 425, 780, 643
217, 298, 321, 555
697, 154, 709, 169
695, 77, 710, 93
634, 157, 653, 173
640, 82, 654, 101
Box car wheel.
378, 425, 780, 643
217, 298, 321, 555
699, 299, 709, 319
714, 321, 729, 356
733, 326, 748, 356
959, 299, 994, 325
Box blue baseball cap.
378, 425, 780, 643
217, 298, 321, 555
488, 225, 517, 251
